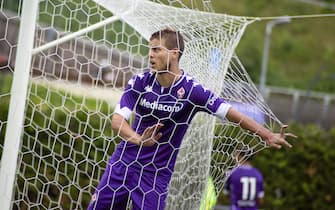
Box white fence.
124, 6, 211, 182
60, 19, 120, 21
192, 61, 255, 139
265, 86, 335, 129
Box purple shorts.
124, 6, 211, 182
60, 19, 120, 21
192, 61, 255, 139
87, 161, 170, 210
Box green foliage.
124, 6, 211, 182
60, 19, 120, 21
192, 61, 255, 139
0, 74, 12, 156
0, 76, 117, 208
213, 0, 335, 93
1, 76, 335, 209
218, 123, 335, 210
3, 0, 335, 92
262, 124, 335, 210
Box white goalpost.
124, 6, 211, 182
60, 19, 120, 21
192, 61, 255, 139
0, 0, 283, 209
0, 1, 39, 209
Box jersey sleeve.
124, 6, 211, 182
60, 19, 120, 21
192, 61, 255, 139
189, 83, 231, 121
114, 74, 142, 120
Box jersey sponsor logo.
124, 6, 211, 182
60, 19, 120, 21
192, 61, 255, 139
139, 98, 183, 112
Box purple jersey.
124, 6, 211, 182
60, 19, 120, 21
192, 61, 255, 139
113, 70, 231, 175
88, 70, 232, 209
225, 165, 264, 210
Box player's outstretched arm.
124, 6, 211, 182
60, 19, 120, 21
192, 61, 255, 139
112, 113, 163, 146
225, 107, 296, 149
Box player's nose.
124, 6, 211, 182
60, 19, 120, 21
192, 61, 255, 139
149, 49, 154, 58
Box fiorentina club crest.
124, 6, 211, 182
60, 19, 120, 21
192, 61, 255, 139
177, 87, 185, 99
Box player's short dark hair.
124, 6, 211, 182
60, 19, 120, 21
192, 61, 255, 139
150, 28, 184, 60
237, 146, 254, 161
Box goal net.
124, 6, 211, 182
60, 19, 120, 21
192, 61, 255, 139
0, 0, 282, 209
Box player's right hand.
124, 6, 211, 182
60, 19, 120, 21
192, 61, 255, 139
140, 123, 164, 146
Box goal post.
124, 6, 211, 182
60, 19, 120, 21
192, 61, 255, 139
0, 2, 122, 209
0, 0, 283, 209
31, 16, 121, 56
0, 0, 39, 209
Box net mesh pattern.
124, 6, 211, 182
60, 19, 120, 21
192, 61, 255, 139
0, 0, 282, 209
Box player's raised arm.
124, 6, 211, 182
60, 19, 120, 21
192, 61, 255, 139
225, 107, 295, 149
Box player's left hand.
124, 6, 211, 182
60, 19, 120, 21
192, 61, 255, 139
266, 125, 297, 149
140, 123, 164, 146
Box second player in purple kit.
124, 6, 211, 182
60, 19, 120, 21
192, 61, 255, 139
224, 148, 264, 210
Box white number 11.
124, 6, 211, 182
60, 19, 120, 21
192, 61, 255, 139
240, 177, 256, 200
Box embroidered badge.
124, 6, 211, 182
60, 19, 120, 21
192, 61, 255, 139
177, 87, 185, 99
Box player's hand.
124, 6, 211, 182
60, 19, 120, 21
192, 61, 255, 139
266, 125, 297, 149
140, 123, 164, 146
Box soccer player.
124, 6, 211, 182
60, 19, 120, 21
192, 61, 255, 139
87, 28, 293, 210
223, 147, 264, 210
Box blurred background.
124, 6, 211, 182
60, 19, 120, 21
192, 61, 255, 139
212, 0, 335, 129
209, 1, 335, 209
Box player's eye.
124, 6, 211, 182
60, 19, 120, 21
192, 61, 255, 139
150, 47, 161, 52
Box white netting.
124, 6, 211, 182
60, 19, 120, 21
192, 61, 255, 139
0, 0, 282, 209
